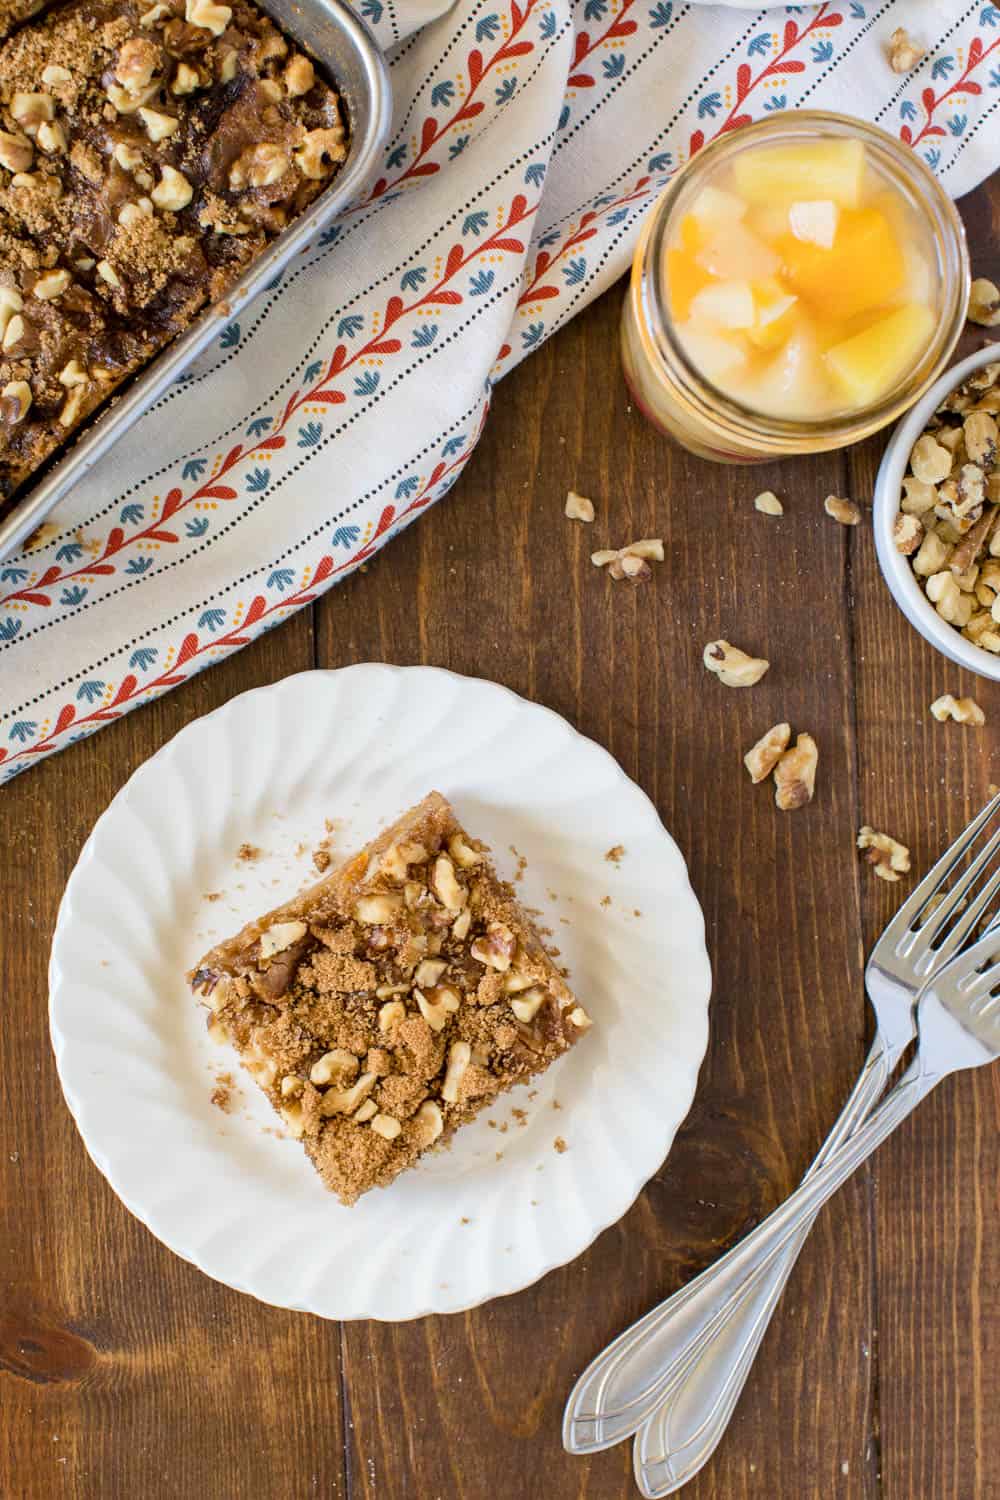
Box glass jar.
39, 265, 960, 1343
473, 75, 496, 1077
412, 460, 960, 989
621, 111, 970, 464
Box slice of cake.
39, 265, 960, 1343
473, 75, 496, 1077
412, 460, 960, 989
189, 792, 591, 1204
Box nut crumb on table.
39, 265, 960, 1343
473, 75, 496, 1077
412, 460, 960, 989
887, 26, 925, 73
236, 843, 262, 863
824, 495, 862, 526
858, 826, 911, 882
753, 490, 784, 516
604, 844, 625, 864
773, 733, 818, 811
591, 537, 663, 583
744, 723, 791, 784
553, 1136, 567, 1154
203, 891, 223, 902
703, 640, 770, 688
189, 792, 592, 1204
564, 490, 595, 523
930, 694, 985, 726
968, 278, 1000, 328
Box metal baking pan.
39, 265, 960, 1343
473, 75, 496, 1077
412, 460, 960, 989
0, 0, 391, 560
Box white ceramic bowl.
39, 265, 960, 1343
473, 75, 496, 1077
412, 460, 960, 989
873, 343, 1000, 682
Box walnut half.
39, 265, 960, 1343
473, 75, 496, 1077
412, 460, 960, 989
773, 733, 818, 811
743, 722, 791, 784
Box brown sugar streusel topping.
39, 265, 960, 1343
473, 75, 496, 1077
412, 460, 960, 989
190, 793, 592, 1204
0, 0, 347, 507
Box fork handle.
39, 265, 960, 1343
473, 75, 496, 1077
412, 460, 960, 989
626, 1061, 936, 1496
563, 1034, 896, 1455
628, 1036, 896, 1489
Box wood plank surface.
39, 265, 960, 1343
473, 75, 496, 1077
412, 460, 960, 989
1, 179, 997, 1500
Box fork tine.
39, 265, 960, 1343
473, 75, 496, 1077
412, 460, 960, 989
914, 865, 1000, 976
905, 823, 1000, 962
878, 790, 1000, 955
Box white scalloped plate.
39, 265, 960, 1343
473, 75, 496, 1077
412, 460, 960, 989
50, 666, 710, 1320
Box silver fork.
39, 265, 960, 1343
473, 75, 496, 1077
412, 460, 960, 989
634, 922, 1000, 1495
563, 791, 1000, 1462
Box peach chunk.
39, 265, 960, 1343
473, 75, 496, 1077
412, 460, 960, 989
777, 207, 905, 321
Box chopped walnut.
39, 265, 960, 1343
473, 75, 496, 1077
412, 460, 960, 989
285, 54, 315, 97
138, 106, 179, 141
753, 490, 784, 516
471, 922, 515, 971
743, 722, 791, 784
773, 733, 818, 811
858, 826, 911, 883
1, 379, 32, 423
36, 121, 66, 154
10, 92, 54, 132
294, 126, 347, 179
894, 513, 924, 555
926, 570, 974, 628
929, 694, 986, 726
964, 411, 998, 467
0, 130, 32, 172
824, 494, 861, 526
152, 165, 193, 211
901, 477, 937, 514
565, 490, 595, 523
591, 537, 664, 582
703, 639, 769, 687
116, 37, 161, 96
186, 0, 232, 33
887, 26, 925, 72
33, 268, 70, 300
968, 278, 1000, 329
911, 434, 954, 485
230, 143, 289, 190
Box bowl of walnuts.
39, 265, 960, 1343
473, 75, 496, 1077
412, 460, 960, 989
874, 341, 1000, 681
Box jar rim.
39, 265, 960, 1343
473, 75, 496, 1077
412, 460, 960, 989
635, 110, 971, 447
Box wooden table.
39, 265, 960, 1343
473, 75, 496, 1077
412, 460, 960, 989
3, 181, 998, 1500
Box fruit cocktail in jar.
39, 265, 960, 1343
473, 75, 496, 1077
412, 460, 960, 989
621, 112, 970, 463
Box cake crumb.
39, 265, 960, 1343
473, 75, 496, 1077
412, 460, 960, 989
633, 908, 642, 918
512, 1108, 528, 1127
554, 1136, 568, 1154
509, 845, 528, 882
236, 843, 262, 863
600, 895, 611, 908
605, 844, 625, 864
210, 1072, 237, 1114
552, 1099, 562, 1111
460, 1216, 471, 1225
312, 846, 332, 872
495, 1151, 504, 1162
203, 891, 224, 903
